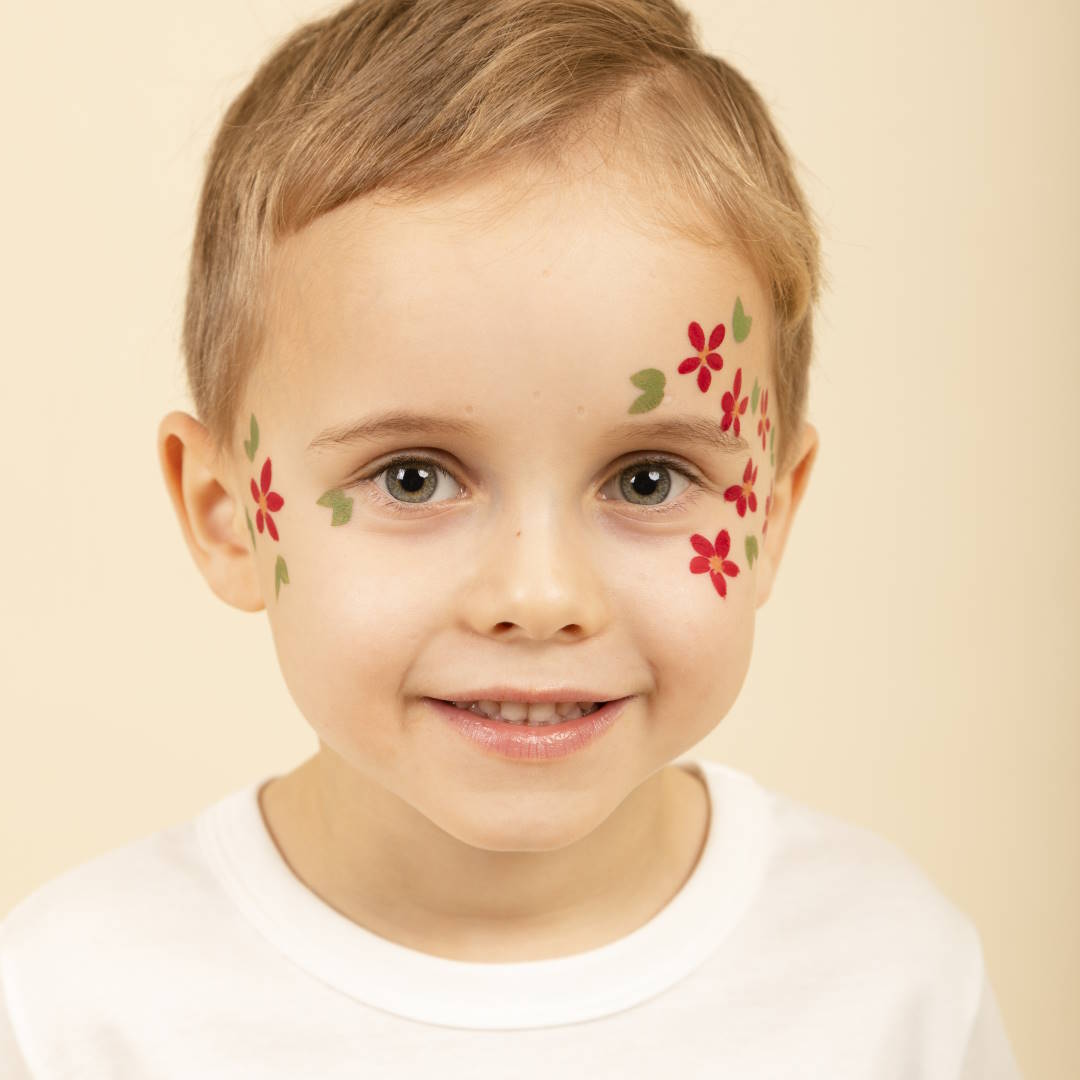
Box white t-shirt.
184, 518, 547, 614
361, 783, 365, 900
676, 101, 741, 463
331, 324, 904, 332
0, 758, 1022, 1079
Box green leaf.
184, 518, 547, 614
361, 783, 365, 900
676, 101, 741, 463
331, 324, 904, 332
745, 534, 759, 569
316, 487, 354, 527
244, 506, 257, 551
732, 296, 752, 343
628, 368, 666, 413
274, 554, 289, 599
750, 377, 760, 414
243, 413, 260, 462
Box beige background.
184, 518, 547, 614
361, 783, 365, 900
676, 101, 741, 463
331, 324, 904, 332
1, 1, 1075, 1075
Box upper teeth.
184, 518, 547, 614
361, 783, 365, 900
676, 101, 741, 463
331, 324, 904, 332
450, 700, 601, 725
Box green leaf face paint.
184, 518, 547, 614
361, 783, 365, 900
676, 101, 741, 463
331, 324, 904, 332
274, 554, 289, 599
628, 368, 666, 413
316, 487, 355, 526
750, 377, 760, 415
243, 413, 260, 463
732, 296, 752, 343
744, 534, 759, 569
244, 506, 257, 551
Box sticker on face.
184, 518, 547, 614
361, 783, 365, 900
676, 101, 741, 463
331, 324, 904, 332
724, 457, 759, 517
732, 296, 752, 343
689, 529, 740, 598
316, 487, 354, 526
243, 412, 290, 601
720, 367, 749, 436
744, 534, 759, 569
758, 388, 771, 451
627, 368, 666, 413
678, 321, 725, 393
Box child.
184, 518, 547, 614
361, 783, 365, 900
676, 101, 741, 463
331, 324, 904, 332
1, 1, 1022, 1076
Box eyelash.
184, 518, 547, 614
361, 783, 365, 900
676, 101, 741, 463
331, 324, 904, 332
345, 453, 707, 517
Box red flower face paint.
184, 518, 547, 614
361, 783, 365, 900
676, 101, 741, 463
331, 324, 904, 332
689, 529, 740, 598
678, 321, 725, 393
724, 457, 759, 517
250, 456, 285, 541
757, 388, 771, 451
762, 478, 774, 538
720, 367, 749, 436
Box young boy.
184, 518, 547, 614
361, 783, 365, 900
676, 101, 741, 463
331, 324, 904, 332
1, 1, 1022, 1076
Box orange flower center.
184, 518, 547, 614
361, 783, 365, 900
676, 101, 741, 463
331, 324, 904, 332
709, 555, 724, 573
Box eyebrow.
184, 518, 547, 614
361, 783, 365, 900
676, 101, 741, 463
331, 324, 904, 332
305, 409, 750, 455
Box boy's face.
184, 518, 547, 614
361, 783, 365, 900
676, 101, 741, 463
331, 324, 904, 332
163, 165, 816, 862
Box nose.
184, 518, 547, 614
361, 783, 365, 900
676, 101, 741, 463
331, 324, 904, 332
463, 496, 610, 641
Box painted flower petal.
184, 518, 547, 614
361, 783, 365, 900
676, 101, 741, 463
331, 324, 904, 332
743, 457, 753, 482
705, 352, 723, 371
697, 366, 711, 392
678, 356, 702, 373
711, 571, 727, 597
689, 556, 711, 574
260, 457, 273, 494
688, 322, 705, 351
736, 497, 746, 516
732, 416, 740, 437
749, 492, 758, 513
720, 412, 732, 432
690, 533, 715, 557
708, 323, 725, 350
250, 478, 260, 503
721, 391, 734, 412
732, 368, 742, 397
722, 560, 740, 577
266, 491, 284, 512
715, 529, 731, 558
724, 484, 741, 503
266, 513, 279, 541
255, 508, 264, 533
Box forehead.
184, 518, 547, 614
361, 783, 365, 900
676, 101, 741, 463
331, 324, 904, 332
261, 173, 771, 426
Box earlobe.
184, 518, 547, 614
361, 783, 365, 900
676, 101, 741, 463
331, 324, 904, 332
156, 411, 265, 613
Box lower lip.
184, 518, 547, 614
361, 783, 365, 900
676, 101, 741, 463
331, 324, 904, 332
425, 697, 634, 761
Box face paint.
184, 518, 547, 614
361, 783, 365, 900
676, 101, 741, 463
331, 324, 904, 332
757, 388, 771, 452
724, 456, 759, 517
750, 376, 760, 415
689, 529, 740, 598
678, 321, 725, 393
316, 487, 355, 526
744, 534, 759, 569
732, 296, 752, 343
720, 367, 749, 436
762, 481, 774, 539
250, 456, 285, 540
627, 367, 666, 413
243, 412, 290, 601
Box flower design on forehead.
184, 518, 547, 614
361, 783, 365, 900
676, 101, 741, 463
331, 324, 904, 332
688, 529, 740, 598
678, 321, 725, 393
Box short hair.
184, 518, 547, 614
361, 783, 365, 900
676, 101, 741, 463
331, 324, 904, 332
182, 0, 826, 476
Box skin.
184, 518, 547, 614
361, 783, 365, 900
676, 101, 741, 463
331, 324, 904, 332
157, 157, 818, 962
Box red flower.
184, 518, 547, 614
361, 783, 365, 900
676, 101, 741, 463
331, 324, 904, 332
757, 388, 771, 451
689, 529, 740, 598
724, 457, 758, 517
720, 367, 749, 436
762, 481, 774, 537
250, 456, 285, 541
678, 321, 724, 393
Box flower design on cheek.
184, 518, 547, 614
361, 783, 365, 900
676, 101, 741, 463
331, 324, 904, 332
250, 456, 285, 541
757, 388, 771, 451
724, 457, 758, 517
689, 529, 740, 598
678, 321, 725, 393
720, 367, 749, 435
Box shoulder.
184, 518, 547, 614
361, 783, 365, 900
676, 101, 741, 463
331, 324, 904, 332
701, 759, 987, 987
0, 802, 239, 1067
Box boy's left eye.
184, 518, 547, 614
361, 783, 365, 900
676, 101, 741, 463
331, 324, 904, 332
343, 453, 708, 517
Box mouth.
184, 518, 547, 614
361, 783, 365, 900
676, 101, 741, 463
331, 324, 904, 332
429, 698, 614, 726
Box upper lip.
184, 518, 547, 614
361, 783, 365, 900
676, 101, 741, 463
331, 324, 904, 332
429, 688, 630, 703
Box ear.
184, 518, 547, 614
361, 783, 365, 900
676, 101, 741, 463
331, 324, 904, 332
754, 420, 819, 608
156, 410, 265, 612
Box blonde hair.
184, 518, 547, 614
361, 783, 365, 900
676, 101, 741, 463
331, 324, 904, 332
183, 0, 826, 477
